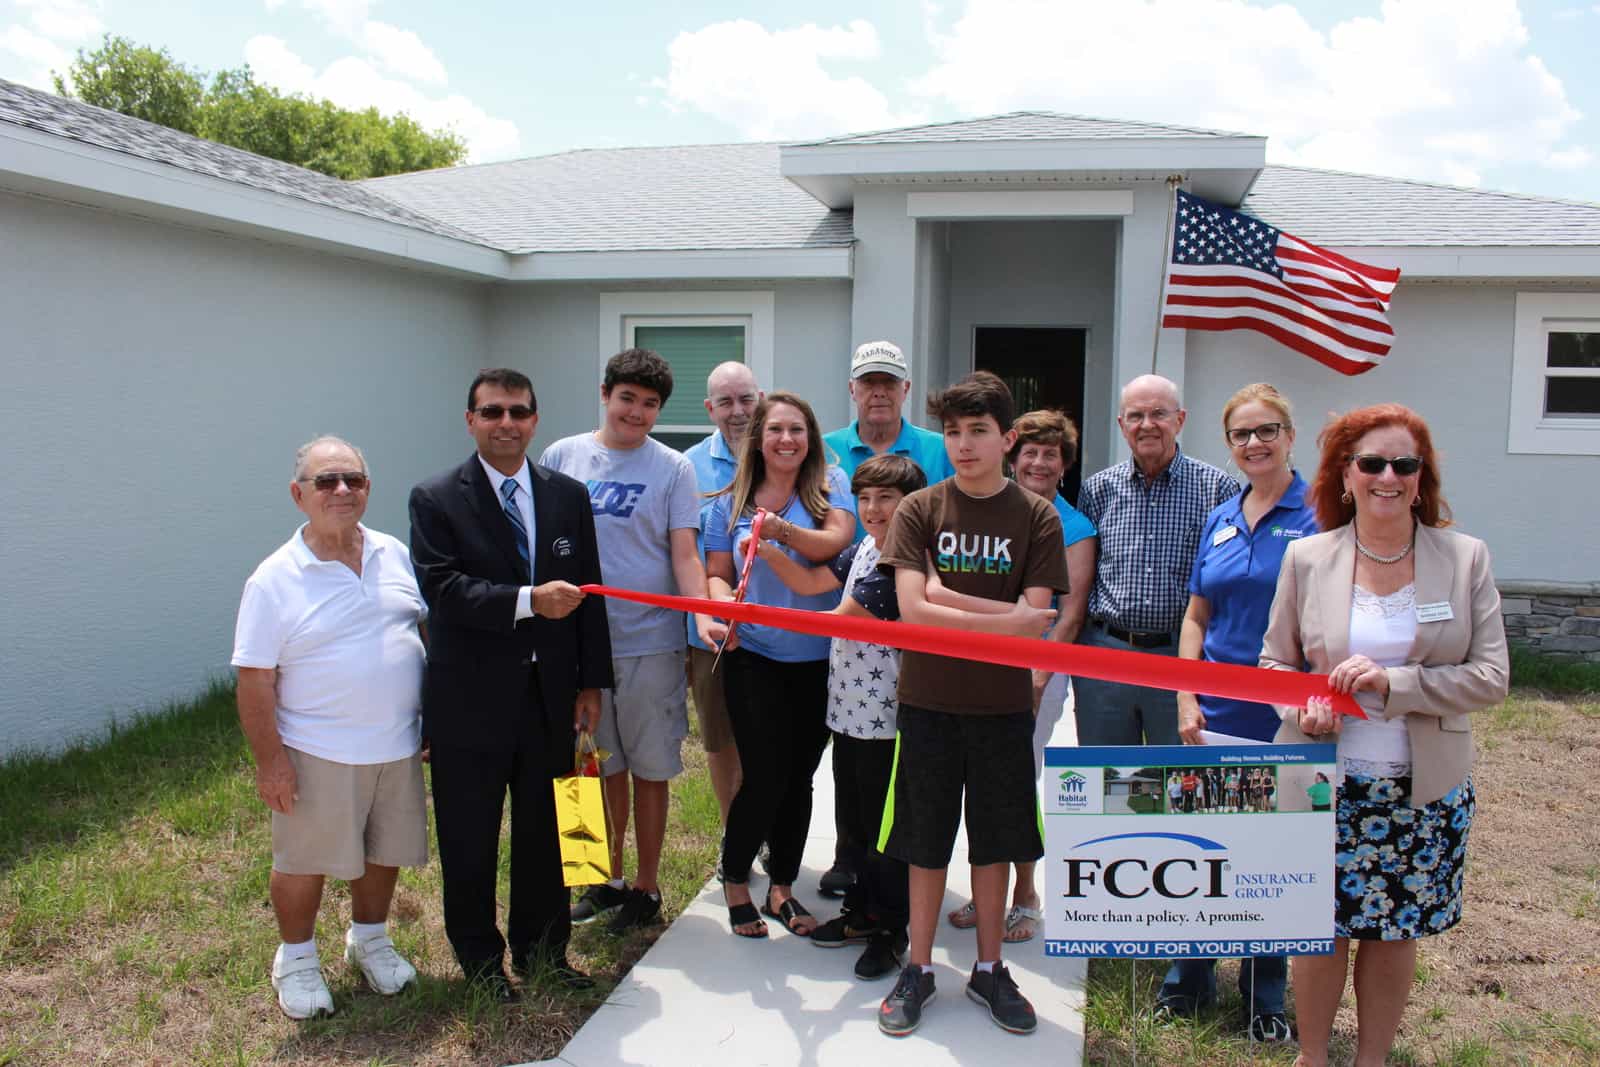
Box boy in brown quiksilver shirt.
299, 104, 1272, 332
873, 371, 1067, 1039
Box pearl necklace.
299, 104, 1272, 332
1354, 521, 1413, 565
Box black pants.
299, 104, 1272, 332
720, 650, 830, 886
429, 699, 569, 978
833, 732, 908, 935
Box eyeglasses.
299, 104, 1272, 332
1349, 454, 1423, 476
300, 471, 369, 492
1225, 422, 1285, 447
1121, 408, 1176, 426
472, 404, 536, 422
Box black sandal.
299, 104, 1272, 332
761, 894, 815, 936
725, 892, 768, 939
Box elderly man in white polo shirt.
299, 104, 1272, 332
232, 436, 429, 1020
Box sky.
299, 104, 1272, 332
2, 0, 1598, 204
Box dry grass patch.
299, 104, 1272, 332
0, 685, 724, 1066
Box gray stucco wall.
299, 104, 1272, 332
0, 191, 490, 756
1182, 284, 1600, 585
946, 220, 1118, 474
484, 280, 855, 445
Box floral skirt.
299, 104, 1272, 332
1333, 773, 1475, 940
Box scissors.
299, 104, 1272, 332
711, 508, 765, 672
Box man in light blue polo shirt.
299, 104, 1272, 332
684, 361, 762, 825
823, 341, 954, 533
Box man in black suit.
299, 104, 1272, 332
409, 368, 613, 996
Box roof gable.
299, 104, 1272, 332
794, 110, 1251, 145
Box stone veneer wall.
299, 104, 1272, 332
1499, 582, 1600, 663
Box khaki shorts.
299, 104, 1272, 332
272, 748, 428, 880
597, 651, 690, 780
688, 645, 735, 753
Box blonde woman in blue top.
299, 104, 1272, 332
1158, 383, 1318, 1042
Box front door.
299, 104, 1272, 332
974, 326, 1088, 503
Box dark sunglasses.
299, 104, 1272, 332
301, 471, 369, 492
473, 404, 536, 421
1225, 422, 1284, 447
1350, 454, 1423, 476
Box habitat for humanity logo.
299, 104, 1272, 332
1057, 770, 1091, 812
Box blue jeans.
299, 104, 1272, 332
1071, 624, 1181, 746
1158, 955, 1287, 1017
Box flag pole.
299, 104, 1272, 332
1150, 175, 1184, 374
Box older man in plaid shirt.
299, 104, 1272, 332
1074, 374, 1237, 746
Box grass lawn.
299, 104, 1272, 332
0, 684, 723, 1066
3, 680, 1596, 1065
1083, 689, 1600, 1066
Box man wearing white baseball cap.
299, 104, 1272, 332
823, 341, 953, 493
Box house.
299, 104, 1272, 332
2, 78, 1597, 756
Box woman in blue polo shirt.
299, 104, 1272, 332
1156, 382, 1318, 1042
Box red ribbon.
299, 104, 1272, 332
582, 584, 1364, 718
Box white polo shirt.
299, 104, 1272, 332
232, 524, 427, 765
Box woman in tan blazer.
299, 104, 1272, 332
1260, 403, 1509, 1067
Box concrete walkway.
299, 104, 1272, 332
543, 697, 1086, 1067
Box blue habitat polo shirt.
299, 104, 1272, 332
823, 417, 955, 539
1188, 472, 1318, 740
684, 430, 739, 651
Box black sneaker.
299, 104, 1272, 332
854, 931, 905, 981
571, 883, 627, 924
1249, 1012, 1292, 1043
879, 965, 936, 1036
811, 910, 881, 948
966, 963, 1037, 1034
818, 862, 855, 898
606, 887, 663, 933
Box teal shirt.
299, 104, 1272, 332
823, 417, 954, 539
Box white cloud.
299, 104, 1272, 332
1, 0, 101, 88
1547, 146, 1594, 170
244, 34, 519, 161
910, 0, 1583, 188
358, 21, 445, 84
657, 18, 923, 139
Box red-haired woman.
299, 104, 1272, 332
1261, 403, 1509, 1067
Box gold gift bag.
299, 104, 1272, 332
553, 732, 611, 887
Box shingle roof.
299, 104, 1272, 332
363, 143, 853, 253
1243, 165, 1600, 246
794, 110, 1252, 145
0, 78, 485, 244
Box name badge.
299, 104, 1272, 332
1212, 525, 1239, 547
551, 536, 574, 558
1415, 601, 1454, 623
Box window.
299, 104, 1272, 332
1509, 293, 1600, 455
598, 292, 775, 450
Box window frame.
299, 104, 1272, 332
598, 291, 775, 437
1509, 292, 1600, 455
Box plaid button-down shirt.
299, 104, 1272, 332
1079, 445, 1238, 635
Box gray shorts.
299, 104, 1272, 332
272, 748, 428, 880
688, 645, 735, 752
598, 651, 689, 780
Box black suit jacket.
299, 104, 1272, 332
409, 454, 613, 773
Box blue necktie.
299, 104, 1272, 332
500, 478, 529, 564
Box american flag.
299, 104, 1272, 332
1161, 189, 1401, 375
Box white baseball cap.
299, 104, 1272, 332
850, 341, 909, 380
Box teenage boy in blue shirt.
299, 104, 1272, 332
873, 371, 1068, 1037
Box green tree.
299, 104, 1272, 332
54, 36, 467, 179
53, 35, 204, 135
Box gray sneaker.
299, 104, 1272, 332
571, 882, 627, 924
879, 965, 936, 1036
966, 963, 1036, 1034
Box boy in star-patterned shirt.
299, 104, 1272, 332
748, 454, 925, 981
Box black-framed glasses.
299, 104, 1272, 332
472, 404, 536, 422
1350, 454, 1423, 476
300, 471, 369, 492
1225, 422, 1285, 447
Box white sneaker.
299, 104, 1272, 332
272, 951, 334, 1020
344, 930, 417, 995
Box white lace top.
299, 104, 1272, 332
1338, 583, 1416, 779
